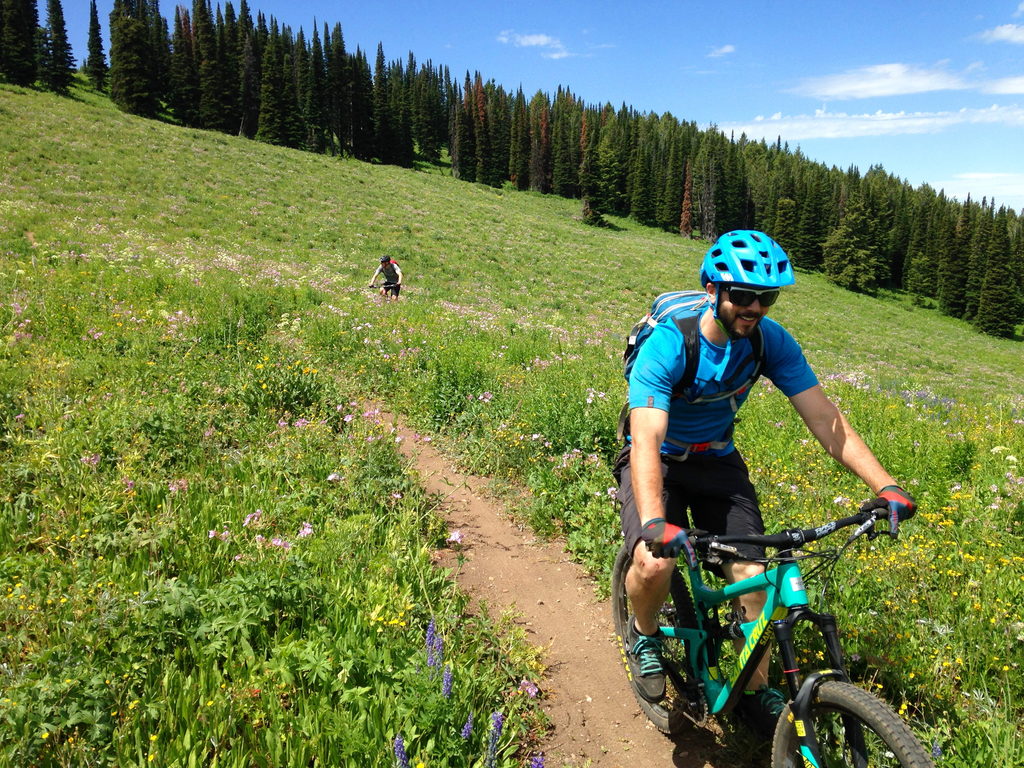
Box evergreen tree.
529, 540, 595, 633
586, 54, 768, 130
237, 31, 260, 136
679, 160, 693, 237
85, 0, 108, 90
1, 0, 38, 85
937, 200, 972, 318
254, 20, 285, 144
109, 0, 159, 117
964, 202, 993, 321
304, 25, 327, 152
40, 0, 75, 93
192, 0, 221, 129
903, 190, 937, 303
168, 6, 199, 125
324, 22, 349, 154
371, 42, 393, 162
527, 89, 551, 193
348, 47, 373, 160
772, 197, 798, 252
822, 193, 876, 293
974, 209, 1019, 338
508, 87, 529, 190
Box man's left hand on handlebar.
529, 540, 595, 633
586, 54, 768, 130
860, 484, 916, 538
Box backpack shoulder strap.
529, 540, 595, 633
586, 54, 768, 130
670, 313, 701, 398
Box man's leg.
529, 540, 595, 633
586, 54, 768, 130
625, 540, 674, 635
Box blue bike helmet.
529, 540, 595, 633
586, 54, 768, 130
699, 230, 795, 288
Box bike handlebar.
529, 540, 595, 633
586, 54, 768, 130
691, 506, 889, 558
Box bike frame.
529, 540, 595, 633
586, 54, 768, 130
660, 555, 850, 766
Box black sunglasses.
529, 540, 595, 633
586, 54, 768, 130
725, 285, 780, 308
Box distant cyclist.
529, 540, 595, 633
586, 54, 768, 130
369, 254, 403, 300
615, 230, 916, 741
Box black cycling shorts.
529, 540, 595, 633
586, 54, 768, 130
613, 444, 766, 565
384, 283, 401, 297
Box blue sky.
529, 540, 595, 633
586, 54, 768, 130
64, 0, 1024, 210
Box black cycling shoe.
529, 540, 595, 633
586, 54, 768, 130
625, 615, 666, 703
734, 686, 787, 742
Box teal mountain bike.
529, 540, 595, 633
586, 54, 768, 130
611, 504, 934, 767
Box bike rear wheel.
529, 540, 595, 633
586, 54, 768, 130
610, 543, 701, 734
771, 680, 933, 768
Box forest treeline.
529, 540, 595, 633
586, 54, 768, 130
2, 0, 1022, 338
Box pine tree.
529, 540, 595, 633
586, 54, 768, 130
238, 31, 259, 136
349, 47, 373, 160
974, 209, 1019, 338
2, 0, 39, 85
964, 202, 993, 321
527, 89, 551, 193
167, 7, 199, 125
679, 160, 694, 237
40, 0, 75, 93
823, 193, 876, 293
255, 20, 285, 144
508, 87, 529, 190
109, 0, 159, 117
85, 0, 108, 90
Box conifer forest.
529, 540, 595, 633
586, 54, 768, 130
2, 0, 1023, 339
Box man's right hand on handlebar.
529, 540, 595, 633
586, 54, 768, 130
640, 518, 698, 568
859, 484, 916, 538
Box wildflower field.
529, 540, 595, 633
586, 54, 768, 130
2, 81, 1024, 766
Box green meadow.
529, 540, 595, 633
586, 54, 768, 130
1, 80, 1023, 767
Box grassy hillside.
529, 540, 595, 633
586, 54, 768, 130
1, 82, 1020, 406
2, 80, 1023, 767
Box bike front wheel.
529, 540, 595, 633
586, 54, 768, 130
771, 680, 934, 768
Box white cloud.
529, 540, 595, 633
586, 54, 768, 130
497, 29, 570, 59
708, 44, 735, 58
1016, 2, 1024, 17
720, 105, 1024, 141
979, 23, 1024, 43
930, 172, 1024, 206
791, 63, 968, 100
982, 75, 1024, 94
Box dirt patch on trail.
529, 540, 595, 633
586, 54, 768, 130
390, 417, 739, 768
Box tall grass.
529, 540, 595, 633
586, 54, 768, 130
3, 80, 1023, 765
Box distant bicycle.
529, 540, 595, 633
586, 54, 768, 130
369, 281, 401, 300
611, 504, 934, 767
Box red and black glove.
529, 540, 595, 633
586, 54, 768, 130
860, 484, 916, 537
640, 518, 697, 568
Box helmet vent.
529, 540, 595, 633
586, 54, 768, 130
778, 261, 790, 273
711, 248, 723, 257
750, 232, 763, 243
732, 240, 747, 248
741, 259, 755, 272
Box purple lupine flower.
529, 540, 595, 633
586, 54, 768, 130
426, 618, 437, 667
931, 742, 943, 759
243, 509, 262, 527
393, 735, 409, 768
529, 756, 545, 768
485, 711, 505, 768
459, 714, 473, 739
442, 665, 453, 698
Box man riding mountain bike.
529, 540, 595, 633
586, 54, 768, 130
369, 254, 403, 300
614, 229, 916, 741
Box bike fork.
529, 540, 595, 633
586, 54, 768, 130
773, 609, 852, 767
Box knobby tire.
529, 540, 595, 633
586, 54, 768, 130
610, 544, 697, 734
771, 680, 934, 768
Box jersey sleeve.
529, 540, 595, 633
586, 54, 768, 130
627, 321, 686, 412
760, 318, 818, 397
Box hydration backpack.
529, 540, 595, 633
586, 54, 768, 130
622, 290, 766, 407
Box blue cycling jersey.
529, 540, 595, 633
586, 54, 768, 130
627, 314, 818, 455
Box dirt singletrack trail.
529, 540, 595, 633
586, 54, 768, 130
388, 415, 740, 768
